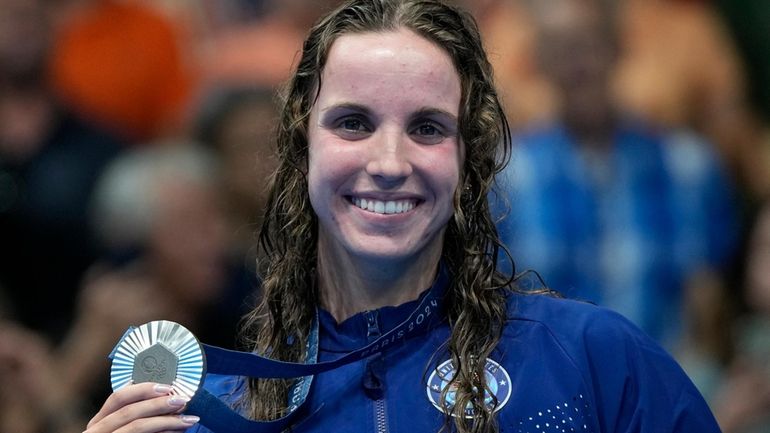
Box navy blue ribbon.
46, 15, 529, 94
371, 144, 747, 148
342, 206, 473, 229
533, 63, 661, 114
182, 267, 447, 432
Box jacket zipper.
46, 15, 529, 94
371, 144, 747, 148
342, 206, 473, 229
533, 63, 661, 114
365, 311, 389, 433
375, 398, 388, 433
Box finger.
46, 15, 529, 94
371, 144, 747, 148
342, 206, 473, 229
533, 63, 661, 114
88, 383, 174, 427
111, 414, 200, 433
88, 393, 194, 433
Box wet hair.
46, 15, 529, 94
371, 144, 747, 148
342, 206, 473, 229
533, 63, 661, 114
239, 1, 513, 431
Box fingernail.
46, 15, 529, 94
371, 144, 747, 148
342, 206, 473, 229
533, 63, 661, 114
154, 384, 173, 394
168, 396, 190, 407
180, 415, 200, 425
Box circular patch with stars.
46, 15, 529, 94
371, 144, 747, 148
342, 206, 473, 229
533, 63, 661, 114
426, 358, 512, 418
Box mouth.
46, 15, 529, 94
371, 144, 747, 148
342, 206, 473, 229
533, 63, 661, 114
347, 196, 419, 215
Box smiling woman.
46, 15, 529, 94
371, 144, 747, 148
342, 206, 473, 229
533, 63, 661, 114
84, 1, 721, 433
308, 30, 463, 318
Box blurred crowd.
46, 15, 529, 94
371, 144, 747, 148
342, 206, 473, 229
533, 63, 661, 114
0, 0, 768, 431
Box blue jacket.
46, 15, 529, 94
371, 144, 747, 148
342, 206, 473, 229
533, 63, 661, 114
187, 281, 720, 433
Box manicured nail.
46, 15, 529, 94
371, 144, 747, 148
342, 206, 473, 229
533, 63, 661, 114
154, 384, 173, 394
168, 396, 190, 407
180, 415, 200, 425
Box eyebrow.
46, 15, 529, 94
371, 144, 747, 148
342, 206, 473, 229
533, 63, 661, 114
411, 107, 458, 125
320, 103, 458, 124
320, 102, 373, 117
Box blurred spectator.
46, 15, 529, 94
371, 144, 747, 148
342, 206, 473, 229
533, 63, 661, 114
469, 0, 559, 130
49, 0, 196, 142
136, 0, 270, 34
711, 199, 770, 432
197, 0, 335, 92
1, 138, 261, 431
49, 142, 258, 423
0, 0, 123, 340
85, 141, 256, 347
715, 0, 770, 203
716, 0, 770, 125
676, 268, 737, 405
0, 321, 81, 433
475, 0, 768, 200
495, 0, 741, 344
196, 86, 279, 262
615, 0, 770, 200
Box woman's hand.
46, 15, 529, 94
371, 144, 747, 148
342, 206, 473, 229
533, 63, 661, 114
84, 383, 200, 433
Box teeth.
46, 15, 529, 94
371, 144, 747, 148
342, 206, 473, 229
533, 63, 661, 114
351, 197, 416, 215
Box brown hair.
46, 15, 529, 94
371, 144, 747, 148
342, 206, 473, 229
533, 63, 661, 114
239, 1, 513, 431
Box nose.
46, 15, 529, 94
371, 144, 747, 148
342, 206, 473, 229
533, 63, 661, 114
365, 129, 413, 185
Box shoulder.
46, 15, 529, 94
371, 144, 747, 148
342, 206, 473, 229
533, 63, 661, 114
499, 291, 721, 432
505, 291, 640, 341
503, 291, 680, 372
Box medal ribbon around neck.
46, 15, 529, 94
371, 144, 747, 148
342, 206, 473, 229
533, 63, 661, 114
109, 266, 448, 433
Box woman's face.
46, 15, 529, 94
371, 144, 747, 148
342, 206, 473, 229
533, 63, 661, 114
307, 29, 463, 266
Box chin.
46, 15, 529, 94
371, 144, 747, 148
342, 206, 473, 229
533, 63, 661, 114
345, 235, 441, 265
350, 245, 418, 263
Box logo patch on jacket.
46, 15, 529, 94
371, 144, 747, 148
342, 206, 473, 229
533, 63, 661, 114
426, 358, 512, 418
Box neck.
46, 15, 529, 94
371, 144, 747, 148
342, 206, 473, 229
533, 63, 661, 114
316, 238, 443, 323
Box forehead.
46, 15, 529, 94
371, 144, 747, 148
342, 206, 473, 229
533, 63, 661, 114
317, 29, 461, 109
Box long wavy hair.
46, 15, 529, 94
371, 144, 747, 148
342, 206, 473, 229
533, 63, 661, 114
239, 1, 514, 432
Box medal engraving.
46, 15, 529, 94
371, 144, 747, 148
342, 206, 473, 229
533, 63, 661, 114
132, 343, 178, 385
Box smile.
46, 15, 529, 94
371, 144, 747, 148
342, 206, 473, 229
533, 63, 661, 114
349, 196, 418, 215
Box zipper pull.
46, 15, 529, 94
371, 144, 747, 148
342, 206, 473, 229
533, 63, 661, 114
363, 310, 385, 399
365, 310, 381, 339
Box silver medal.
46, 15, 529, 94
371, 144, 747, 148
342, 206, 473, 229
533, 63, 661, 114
110, 320, 206, 398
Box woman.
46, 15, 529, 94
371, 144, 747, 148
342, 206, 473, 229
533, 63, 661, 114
85, 1, 720, 432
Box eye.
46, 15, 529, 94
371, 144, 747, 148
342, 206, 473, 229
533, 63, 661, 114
334, 115, 372, 140
410, 121, 446, 145
340, 118, 366, 132
416, 123, 439, 136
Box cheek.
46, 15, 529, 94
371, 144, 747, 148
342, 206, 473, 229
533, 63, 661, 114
429, 146, 463, 195
307, 140, 357, 210
441, 167, 461, 198
307, 144, 330, 194
309, 133, 368, 175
